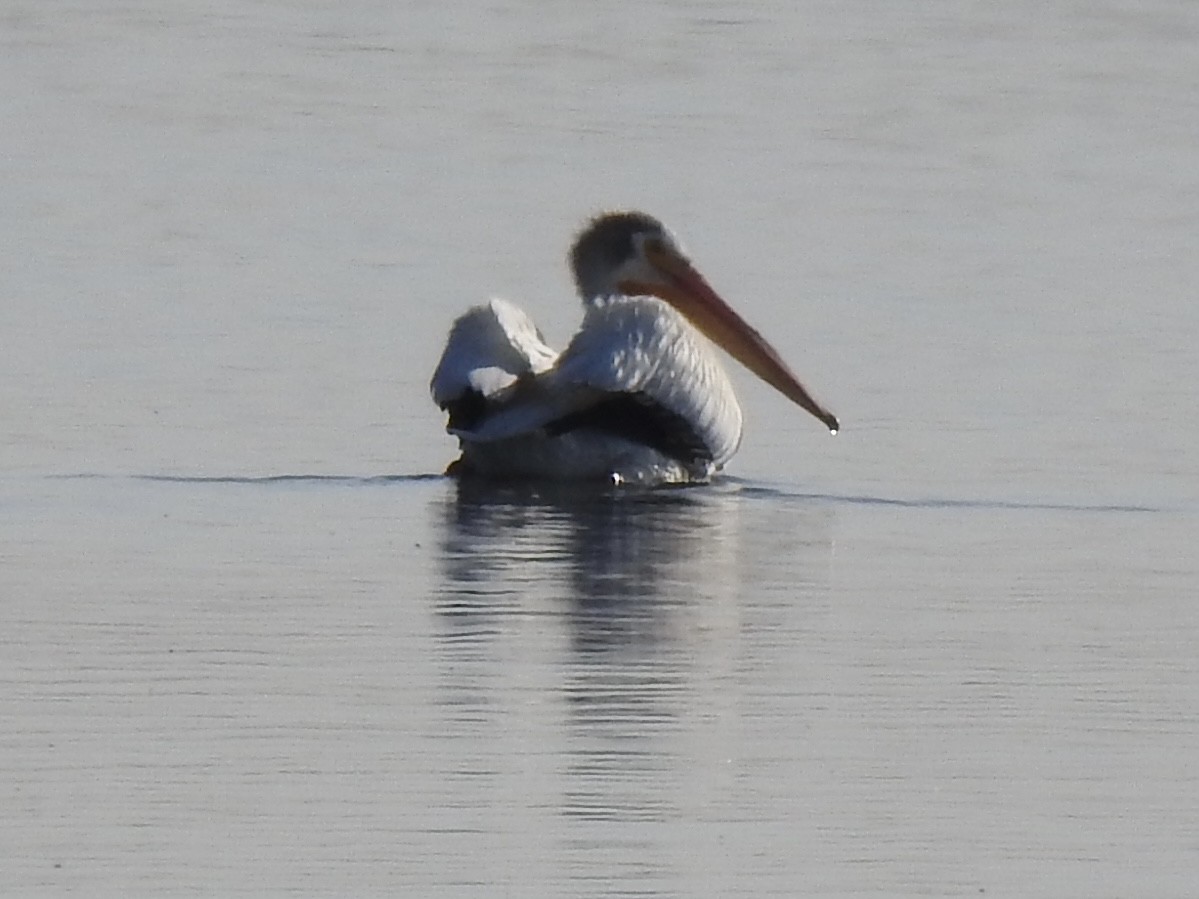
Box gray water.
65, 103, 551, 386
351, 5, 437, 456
3, 1, 1197, 895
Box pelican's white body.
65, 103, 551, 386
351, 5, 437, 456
431, 297, 744, 484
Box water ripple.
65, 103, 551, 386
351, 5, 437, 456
43, 471, 1171, 514
726, 479, 1166, 515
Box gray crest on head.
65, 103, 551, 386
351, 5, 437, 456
569, 211, 669, 300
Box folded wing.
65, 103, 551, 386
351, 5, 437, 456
430, 298, 560, 430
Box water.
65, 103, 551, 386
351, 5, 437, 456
3, 1, 1198, 895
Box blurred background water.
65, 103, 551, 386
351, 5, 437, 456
2, 0, 1197, 895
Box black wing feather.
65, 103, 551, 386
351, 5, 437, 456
441, 389, 490, 431
544, 393, 713, 467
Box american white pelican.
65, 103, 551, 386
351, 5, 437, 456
430, 211, 838, 484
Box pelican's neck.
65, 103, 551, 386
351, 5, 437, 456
572, 264, 620, 306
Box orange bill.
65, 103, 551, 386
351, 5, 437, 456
625, 240, 840, 433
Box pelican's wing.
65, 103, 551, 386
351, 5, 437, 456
458, 297, 743, 467
430, 299, 559, 429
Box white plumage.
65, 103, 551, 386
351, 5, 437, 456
552, 296, 742, 465
430, 211, 838, 485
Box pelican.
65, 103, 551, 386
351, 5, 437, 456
430, 211, 838, 485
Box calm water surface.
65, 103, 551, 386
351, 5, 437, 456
3, 1, 1198, 896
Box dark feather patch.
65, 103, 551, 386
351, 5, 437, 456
442, 389, 489, 431
545, 393, 712, 467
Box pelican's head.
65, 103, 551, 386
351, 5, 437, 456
568, 210, 840, 434
569, 211, 680, 302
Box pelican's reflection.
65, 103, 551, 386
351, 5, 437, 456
438, 480, 744, 656
430, 478, 834, 832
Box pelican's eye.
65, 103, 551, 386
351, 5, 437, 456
639, 235, 666, 256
